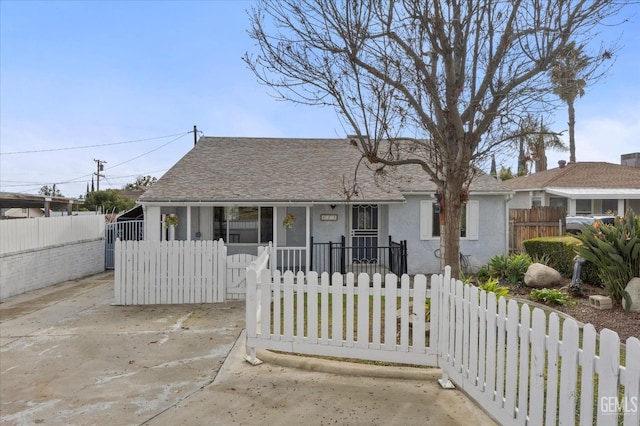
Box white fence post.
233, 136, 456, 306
437, 266, 455, 389
244, 247, 271, 365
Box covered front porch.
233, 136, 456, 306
142, 203, 407, 276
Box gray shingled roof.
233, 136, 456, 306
139, 137, 510, 203
502, 162, 640, 190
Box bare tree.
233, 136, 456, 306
245, 0, 625, 277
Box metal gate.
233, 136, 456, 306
351, 205, 379, 263
105, 220, 144, 269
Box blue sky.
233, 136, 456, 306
1, 1, 639, 199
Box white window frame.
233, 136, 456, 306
214, 206, 273, 244
420, 199, 479, 241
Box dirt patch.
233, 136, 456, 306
511, 279, 640, 343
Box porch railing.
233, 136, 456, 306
311, 236, 407, 276
273, 246, 307, 274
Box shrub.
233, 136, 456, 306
530, 252, 552, 266
487, 253, 532, 285
476, 265, 490, 283
478, 277, 510, 299
575, 209, 640, 311
507, 253, 532, 285
488, 254, 510, 281
522, 236, 579, 277
529, 288, 575, 306
581, 261, 600, 286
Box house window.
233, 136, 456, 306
532, 197, 542, 208
601, 199, 617, 215
430, 203, 467, 237
576, 199, 591, 215
420, 200, 479, 240
214, 206, 273, 244
549, 197, 567, 212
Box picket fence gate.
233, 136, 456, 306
246, 266, 640, 425
246, 270, 437, 366
114, 239, 269, 305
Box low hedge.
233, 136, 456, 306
522, 236, 600, 285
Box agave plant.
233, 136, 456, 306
487, 253, 532, 285
576, 209, 640, 312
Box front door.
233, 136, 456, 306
351, 205, 379, 263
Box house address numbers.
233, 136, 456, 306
320, 214, 338, 221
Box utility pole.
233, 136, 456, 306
193, 125, 198, 146
93, 159, 106, 191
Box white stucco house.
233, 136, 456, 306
503, 158, 640, 216
138, 137, 513, 275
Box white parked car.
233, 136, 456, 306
566, 215, 615, 234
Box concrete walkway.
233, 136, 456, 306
0, 272, 497, 425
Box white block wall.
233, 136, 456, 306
0, 239, 105, 299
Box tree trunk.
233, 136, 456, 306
440, 176, 463, 278
568, 100, 576, 163
517, 138, 527, 175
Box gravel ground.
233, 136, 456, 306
512, 280, 640, 344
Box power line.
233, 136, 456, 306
48, 133, 187, 185
0, 130, 192, 194
0, 132, 189, 155
102, 133, 188, 171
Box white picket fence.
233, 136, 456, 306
0, 215, 105, 255
114, 239, 269, 305
246, 270, 438, 366
246, 267, 640, 425
435, 267, 640, 426
114, 239, 227, 304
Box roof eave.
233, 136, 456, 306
139, 198, 407, 207
546, 187, 640, 199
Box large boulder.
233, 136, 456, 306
524, 263, 562, 288
627, 277, 640, 313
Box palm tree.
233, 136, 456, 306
550, 42, 589, 163
527, 118, 567, 173
515, 114, 566, 175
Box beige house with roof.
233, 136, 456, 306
503, 157, 640, 216
138, 137, 513, 274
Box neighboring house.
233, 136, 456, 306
1, 207, 45, 219
503, 158, 640, 216
138, 137, 513, 274
0, 192, 83, 218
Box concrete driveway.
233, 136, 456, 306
1, 271, 496, 426
0, 271, 245, 425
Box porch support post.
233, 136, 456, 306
186, 206, 192, 241
617, 199, 625, 216
305, 206, 310, 274
272, 206, 278, 274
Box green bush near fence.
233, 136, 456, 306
522, 236, 578, 276
522, 236, 599, 284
